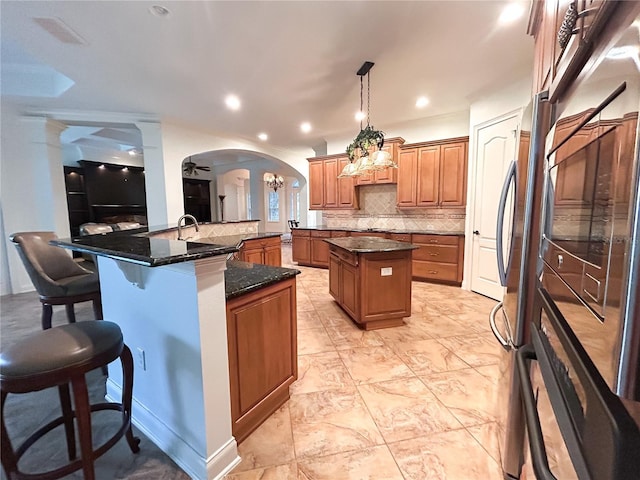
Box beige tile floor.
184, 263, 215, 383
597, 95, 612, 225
225, 246, 504, 479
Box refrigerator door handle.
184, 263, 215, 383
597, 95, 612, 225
489, 301, 511, 351
516, 345, 558, 480
496, 160, 517, 287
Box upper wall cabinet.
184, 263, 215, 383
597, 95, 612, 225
308, 154, 359, 210
529, 0, 616, 98
396, 137, 468, 208
355, 137, 405, 186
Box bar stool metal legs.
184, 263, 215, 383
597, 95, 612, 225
0, 322, 140, 480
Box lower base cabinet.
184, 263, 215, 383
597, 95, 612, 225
329, 246, 413, 330
239, 236, 282, 267
226, 278, 298, 443
291, 230, 310, 264
411, 234, 464, 285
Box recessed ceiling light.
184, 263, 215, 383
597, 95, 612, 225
258, 133, 268, 141
499, 3, 525, 24
225, 94, 241, 111
355, 111, 365, 121
149, 5, 171, 17
300, 122, 312, 133
415, 96, 429, 108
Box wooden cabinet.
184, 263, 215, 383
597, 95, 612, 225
328, 244, 413, 330
308, 155, 359, 210
529, 0, 617, 97
291, 229, 310, 264
309, 161, 325, 209
355, 137, 405, 185
64, 166, 90, 237
239, 236, 282, 267
226, 277, 297, 443
310, 230, 331, 268
397, 137, 468, 208
389, 233, 411, 243
411, 234, 464, 285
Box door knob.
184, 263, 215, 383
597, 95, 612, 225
473, 230, 480, 235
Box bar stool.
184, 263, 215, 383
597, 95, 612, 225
0, 321, 140, 479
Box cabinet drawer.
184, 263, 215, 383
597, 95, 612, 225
329, 246, 358, 266
331, 231, 349, 238
311, 230, 331, 238
412, 244, 458, 264
389, 233, 411, 242
413, 261, 458, 282
412, 234, 459, 246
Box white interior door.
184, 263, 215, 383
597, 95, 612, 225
470, 113, 519, 300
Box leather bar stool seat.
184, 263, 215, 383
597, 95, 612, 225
0, 321, 140, 480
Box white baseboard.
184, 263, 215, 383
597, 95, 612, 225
107, 380, 239, 480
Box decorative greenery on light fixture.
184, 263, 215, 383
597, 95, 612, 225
345, 125, 385, 162
339, 61, 395, 178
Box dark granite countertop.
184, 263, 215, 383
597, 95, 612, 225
52, 235, 238, 267
225, 261, 300, 300
195, 232, 283, 247
325, 236, 419, 253
52, 231, 284, 267
293, 226, 464, 236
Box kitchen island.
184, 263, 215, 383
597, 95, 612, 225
52, 226, 299, 480
325, 236, 418, 330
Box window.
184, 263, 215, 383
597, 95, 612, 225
290, 180, 301, 222
268, 191, 279, 221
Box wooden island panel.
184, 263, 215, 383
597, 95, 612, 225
327, 237, 416, 330
226, 277, 297, 443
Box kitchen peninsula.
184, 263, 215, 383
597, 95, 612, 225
52, 222, 299, 480
326, 236, 418, 330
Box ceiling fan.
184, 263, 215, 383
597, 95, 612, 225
183, 157, 211, 176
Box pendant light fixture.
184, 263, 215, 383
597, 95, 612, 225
339, 61, 395, 178
265, 173, 284, 192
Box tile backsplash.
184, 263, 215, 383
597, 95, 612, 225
322, 185, 466, 232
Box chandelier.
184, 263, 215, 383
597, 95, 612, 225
339, 61, 395, 178
265, 173, 284, 192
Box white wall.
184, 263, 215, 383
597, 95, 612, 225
0, 113, 313, 293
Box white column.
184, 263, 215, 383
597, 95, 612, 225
2, 115, 69, 293
136, 121, 183, 227
101, 255, 239, 479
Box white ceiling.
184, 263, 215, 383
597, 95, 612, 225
1, 1, 534, 153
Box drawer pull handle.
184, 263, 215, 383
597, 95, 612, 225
429, 270, 438, 274
429, 240, 439, 243
429, 253, 439, 257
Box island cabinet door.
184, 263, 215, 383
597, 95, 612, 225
329, 253, 341, 300
340, 261, 359, 319
291, 231, 310, 264
310, 231, 330, 268
241, 247, 264, 264
263, 244, 282, 267
226, 278, 298, 443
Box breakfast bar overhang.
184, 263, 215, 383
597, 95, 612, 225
51, 226, 293, 480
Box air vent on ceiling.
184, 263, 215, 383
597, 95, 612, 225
33, 17, 87, 45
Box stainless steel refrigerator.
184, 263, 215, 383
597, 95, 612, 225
491, 90, 550, 480
498, 4, 640, 479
